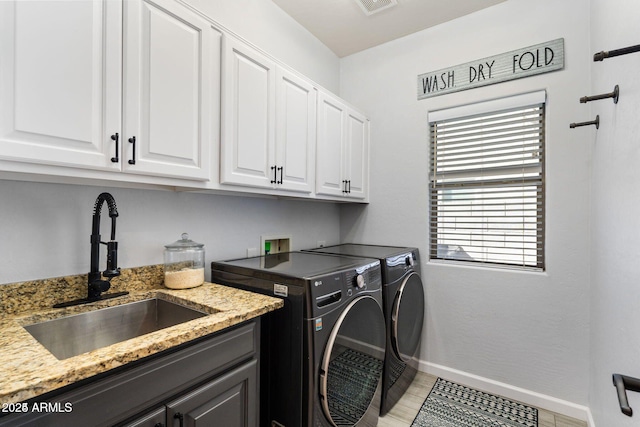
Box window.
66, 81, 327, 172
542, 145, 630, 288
428, 91, 545, 270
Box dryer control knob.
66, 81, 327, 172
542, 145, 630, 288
405, 256, 414, 267
355, 274, 366, 289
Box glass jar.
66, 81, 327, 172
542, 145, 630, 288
163, 233, 205, 289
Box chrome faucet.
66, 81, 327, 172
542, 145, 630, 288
54, 192, 128, 308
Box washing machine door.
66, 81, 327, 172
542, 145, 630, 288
320, 295, 386, 427
391, 272, 425, 362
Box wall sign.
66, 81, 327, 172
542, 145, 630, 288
417, 38, 564, 100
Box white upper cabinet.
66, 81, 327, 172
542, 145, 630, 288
316, 90, 369, 200
0, 1, 367, 200
0, 0, 122, 170
122, 0, 217, 181
221, 36, 316, 193
316, 91, 346, 197
344, 108, 369, 199
0, 0, 217, 182
275, 68, 316, 193
220, 36, 277, 188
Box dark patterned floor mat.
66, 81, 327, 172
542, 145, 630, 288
411, 378, 538, 427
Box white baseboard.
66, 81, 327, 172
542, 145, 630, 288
420, 361, 595, 426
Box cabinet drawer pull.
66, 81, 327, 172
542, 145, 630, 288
347, 180, 351, 193
128, 136, 136, 165
110, 133, 119, 163
277, 166, 283, 184
270, 165, 277, 184
174, 412, 184, 427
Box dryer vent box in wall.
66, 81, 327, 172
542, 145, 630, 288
261, 235, 291, 255
355, 0, 397, 16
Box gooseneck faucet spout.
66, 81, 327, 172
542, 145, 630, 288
88, 192, 121, 298
53, 192, 128, 308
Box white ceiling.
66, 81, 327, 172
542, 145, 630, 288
271, 0, 507, 57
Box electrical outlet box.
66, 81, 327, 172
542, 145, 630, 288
261, 235, 292, 255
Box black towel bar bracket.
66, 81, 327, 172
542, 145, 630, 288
580, 85, 619, 104
570, 115, 599, 130
613, 373, 640, 417
594, 43, 640, 61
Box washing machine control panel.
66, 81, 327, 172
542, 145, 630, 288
386, 250, 421, 282
310, 262, 382, 315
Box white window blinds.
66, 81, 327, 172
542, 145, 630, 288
428, 92, 545, 270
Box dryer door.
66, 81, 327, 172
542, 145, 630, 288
391, 272, 425, 362
320, 295, 386, 427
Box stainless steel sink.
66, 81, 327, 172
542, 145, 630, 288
24, 298, 208, 360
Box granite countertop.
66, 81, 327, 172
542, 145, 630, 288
0, 267, 283, 404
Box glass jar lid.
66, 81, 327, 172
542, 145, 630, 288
164, 233, 204, 249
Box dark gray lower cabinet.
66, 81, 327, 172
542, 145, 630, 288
0, 321, 259, 427
166, 360, 256, 427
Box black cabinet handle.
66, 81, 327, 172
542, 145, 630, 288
613, 373, 640, 416
342, 180, 347, 193
110, 133, 119, 163
347, 180, 351, 194
128, 136, 136, 165
174, 412, 184, 427
277, 166, 283, 184
270, 166, 277, 184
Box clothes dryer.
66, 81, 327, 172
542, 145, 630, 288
304, 244, 425, 415
211, 252, 386, 427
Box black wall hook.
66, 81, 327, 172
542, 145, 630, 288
570, 115, 599, 129
613, 373, 640, 417
594, 44, 640, 61
580, 85, 619, 104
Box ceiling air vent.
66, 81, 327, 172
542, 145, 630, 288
355, 0, 398, 16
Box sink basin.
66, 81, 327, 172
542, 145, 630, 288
24, 298, 208, 360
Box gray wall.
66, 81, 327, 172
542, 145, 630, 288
339, 0, 592, 408
0, 180, 340, 284
589, 0, 640, 425
183, 0, 340, 93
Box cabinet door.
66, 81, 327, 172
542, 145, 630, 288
344, 108, 369, 200
122, 0, 216, 181
276, 68, 316, 193
0, 0, 121, 171
315, 91, 346, 197
166, 360, 258, 427
220, 36, 276, 189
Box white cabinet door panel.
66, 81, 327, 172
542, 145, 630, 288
0, 0, 121, 170
123, 0, 213, 181
276, 68, 316, 193
221, 37, 276, 188
345, 109, 368, 200
316, 92, 345, 197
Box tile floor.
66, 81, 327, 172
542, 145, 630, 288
378, 372, 588, 427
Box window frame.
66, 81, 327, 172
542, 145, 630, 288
427, 91, 546, 271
